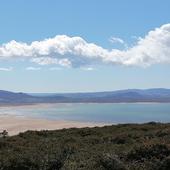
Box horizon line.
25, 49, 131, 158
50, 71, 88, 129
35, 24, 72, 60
0, 88, 170, 94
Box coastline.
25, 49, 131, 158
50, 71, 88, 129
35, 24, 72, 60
0, 115, 105, 136
0, 101, 170, 108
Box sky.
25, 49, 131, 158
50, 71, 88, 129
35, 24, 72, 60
0, 0, 170, 93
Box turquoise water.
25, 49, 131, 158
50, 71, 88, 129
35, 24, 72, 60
1, 103, 170, 123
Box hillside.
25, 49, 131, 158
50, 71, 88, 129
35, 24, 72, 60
1, 88, 170, 104
0, 90, 68, 104
0, 90, 35, 104
0, 123, 170, 169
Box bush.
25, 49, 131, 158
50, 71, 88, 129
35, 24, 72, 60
157, 156, 170, 170
0, 123, 170, 169
100, 153, 127, 170
127, 144, 170, 161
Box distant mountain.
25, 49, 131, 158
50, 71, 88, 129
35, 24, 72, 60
30, 88, 170, 102
0, 90, 34, 104
0, 90, 68, 105
1, 88, 170, 105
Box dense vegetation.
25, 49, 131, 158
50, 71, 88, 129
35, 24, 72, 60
0, 123, 170, 169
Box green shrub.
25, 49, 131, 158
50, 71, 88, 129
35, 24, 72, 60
100, 153, 127, 170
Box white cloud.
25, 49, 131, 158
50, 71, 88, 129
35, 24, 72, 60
81, 67, 95, 71
31, 57, 71, 67
26, 67, 41, 71
109, 37, 125, 44
31, 57, 58, 65
0, 67, 13, 71
0, 23, 170, 67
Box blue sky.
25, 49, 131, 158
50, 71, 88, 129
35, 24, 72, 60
0, 0, 170, 92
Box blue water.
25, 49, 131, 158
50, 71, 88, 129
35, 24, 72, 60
0, 103, 170, 123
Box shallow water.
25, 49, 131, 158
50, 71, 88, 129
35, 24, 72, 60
0, 103, 170, 123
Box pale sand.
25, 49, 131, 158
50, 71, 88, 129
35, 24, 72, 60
0, 115, 105, 136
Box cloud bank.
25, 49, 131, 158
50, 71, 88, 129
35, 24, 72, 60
0, 23, 170, 68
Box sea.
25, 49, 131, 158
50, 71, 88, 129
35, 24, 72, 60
0, 103, 170, 124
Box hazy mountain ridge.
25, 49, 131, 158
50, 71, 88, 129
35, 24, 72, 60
1, 88, 170, 104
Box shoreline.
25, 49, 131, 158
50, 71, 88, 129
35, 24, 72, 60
0, 101, 170, 108
0, 115, 105, 136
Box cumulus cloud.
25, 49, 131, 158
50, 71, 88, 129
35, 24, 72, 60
26, 67, 41, 71
31, 57, 71, 67
0, 67, 13, 71
0, 23, 170, 67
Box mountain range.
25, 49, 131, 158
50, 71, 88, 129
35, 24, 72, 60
0, 88, 170, 105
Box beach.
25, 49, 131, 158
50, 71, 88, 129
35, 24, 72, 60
0, 115, 104, 136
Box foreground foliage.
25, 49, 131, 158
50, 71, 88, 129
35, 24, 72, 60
0, 122, 170, 169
